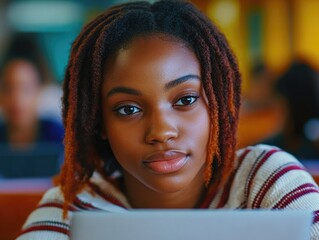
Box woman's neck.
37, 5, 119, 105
123, 170, 207, 209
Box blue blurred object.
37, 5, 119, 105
0, 118, 64, 143
0, 142, 64, 178
300, 159, 319, 176
0, 118, 64, 178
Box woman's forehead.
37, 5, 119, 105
103, 36, 200, 96
106, 33, 193, 63
103, 35, 200, 87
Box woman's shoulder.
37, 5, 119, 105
16, 186, 70, 240
234, 144, 308, 195
236, 144, 287, 160
235, 144, 302, 172
16, 175, 129, 240
37, 176, 130, 213
233, 144, 319, 208
233, 145, 319, 240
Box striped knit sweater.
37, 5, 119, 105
16, 144, 319, 240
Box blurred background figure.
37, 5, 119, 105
0, 34, 64, 178
263, 61, 319, 159
0, 34, 64, 148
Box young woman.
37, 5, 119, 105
16, 1, 319, 239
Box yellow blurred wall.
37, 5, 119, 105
293, 0, 319, 69
263, 0, 292, 73
195, 0, 319, 81
207, 0, 249, 92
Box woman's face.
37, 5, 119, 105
102, 35, 210, 194
0, 60, 40, 128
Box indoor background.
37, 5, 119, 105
1, 0, 319, 239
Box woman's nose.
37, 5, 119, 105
145, 111, 178, 144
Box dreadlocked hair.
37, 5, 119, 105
59, 0, 241, 216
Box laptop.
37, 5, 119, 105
0, 143, 63, 178
70, 210, 312, 240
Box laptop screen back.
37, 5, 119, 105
70, 210, 312, 240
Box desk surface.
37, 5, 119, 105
0, 178, 53, 193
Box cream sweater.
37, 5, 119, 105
16, 145, 319, 240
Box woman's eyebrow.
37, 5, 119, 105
106, 86, 142, 98
106, 74, 200, 98
164, 74, 200, 90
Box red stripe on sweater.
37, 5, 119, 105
273, 183, 319, 209
216, 149, 252, 208
252, 164, 305, 208
73, 197, 101, 210
37, 202, 77, 211
18, 225, 69, 236
245, 149, 279, 199
313, 210, 319, 224
216, 173, 236, 208
88, 182, 128, 209
38, 199, 97, 212
200, 148, 251, 209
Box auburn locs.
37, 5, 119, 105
59, 0, 241, 216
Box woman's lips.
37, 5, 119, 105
143, 151, 189, 174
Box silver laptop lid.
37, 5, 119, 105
70, 210, 312, 240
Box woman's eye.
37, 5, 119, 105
116, 105, 141, 115
174, 96, 199, 106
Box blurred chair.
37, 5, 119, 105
0, 178, 52, 240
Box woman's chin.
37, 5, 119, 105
141, 175, 193, 194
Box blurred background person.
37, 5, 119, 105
0, 34, 64, 149
262, 61, 319, 159
0, 34, 64, 179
